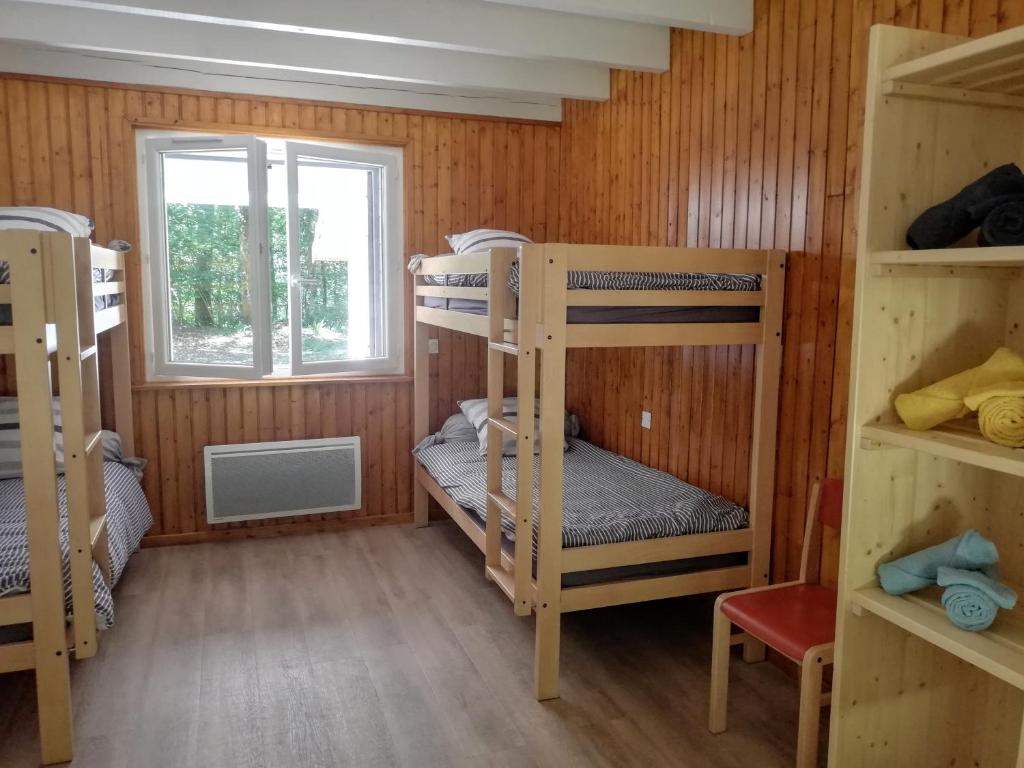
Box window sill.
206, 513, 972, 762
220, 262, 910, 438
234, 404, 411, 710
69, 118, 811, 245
133, 372, 413, 391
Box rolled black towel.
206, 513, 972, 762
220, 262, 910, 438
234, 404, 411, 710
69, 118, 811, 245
980, 200, 1024, 247
906, 163, 1024, 250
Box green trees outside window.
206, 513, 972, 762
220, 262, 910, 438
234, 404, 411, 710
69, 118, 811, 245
166, 203, 349, 365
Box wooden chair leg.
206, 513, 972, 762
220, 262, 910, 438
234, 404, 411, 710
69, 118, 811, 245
796, 646, 828, 768
742, 635, 766, 663
534, 604, 561, 701
708, 598, 732, 733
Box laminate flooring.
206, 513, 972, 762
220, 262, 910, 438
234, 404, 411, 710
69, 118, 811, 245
0, 522, 824, 767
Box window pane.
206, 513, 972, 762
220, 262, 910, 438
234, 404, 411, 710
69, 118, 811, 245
162, 148, 255, 367
293, 156, 380, 364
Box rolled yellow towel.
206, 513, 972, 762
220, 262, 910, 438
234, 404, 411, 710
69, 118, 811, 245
894, 347, 1024, 431
964, 381, 1024, 448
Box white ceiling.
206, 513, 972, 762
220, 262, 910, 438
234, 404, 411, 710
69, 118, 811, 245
0, 0, 753, 121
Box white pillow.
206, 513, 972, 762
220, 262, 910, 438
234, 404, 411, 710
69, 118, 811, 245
0, 207, 93, 237
458, 397, 577, 456
446, 229, 531, 255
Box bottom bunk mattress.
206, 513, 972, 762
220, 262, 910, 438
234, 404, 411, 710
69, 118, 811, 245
415, 436, 749, 551
0, 461, 152, 629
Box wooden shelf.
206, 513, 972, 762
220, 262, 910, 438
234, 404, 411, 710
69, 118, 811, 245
850, 586, 1024, 690
884, 24, 1024, 96
872, 246, 1024, 269
860, 420, 1024, 478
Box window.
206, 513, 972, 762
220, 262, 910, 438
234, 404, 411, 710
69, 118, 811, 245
137, 131, 404, 379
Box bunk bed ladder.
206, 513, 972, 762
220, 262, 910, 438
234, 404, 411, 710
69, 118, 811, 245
50, 237, 106, 661
6, 232, 74, 764
484, 248, 535, 617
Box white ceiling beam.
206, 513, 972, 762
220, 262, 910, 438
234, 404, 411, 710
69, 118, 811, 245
482, 0, 753, 35
12, 0, 670, 72
0, 1, 610, 100
0, 42, 562, 121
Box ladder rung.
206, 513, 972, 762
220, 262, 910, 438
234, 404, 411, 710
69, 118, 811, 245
487, 491, 516, 517
488, 341, 519, 356
488, 417, 517, 437
85, 430, 104, 455
80, 345, 97, 360
89, 514, 107, 549
485, 565, 516, 602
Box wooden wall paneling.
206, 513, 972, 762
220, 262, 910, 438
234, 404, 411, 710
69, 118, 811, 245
555, 0, 1024, 585
0, 73, 559, 541
5, 0, 1023, 567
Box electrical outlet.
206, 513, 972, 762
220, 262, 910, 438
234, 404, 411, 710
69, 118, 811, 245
428, 339, 440, 354
641, 410, 652, 429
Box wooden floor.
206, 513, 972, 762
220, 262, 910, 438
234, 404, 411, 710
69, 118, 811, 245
0, 523, 824, 767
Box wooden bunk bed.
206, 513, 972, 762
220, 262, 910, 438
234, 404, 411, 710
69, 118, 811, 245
0, 230, 134, 765
412, 243, 785, 700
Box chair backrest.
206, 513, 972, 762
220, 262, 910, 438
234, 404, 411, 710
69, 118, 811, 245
818, 477, 844, 531
799, 478, 844, 585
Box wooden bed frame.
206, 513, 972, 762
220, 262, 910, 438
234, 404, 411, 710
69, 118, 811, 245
0, 230, 134, 765
412, 244, 785, 700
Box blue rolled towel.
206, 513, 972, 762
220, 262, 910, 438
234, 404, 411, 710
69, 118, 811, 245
937, 566, 1018, 632
878, 530, 999, 595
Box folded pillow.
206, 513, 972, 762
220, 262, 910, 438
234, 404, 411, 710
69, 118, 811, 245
0, 207, 94, 237
437, 412, 479, 444
458, 397, 577, 456
446, 229, 531, 255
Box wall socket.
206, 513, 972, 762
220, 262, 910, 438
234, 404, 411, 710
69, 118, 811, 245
428, 339, 440, 354
641, 410, 652, 429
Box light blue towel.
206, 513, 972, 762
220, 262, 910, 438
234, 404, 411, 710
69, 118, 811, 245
878, 530, 999, 595
937, 566, 1018, 632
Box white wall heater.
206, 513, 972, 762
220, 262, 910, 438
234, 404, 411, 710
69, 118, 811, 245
204, 437, 361, 524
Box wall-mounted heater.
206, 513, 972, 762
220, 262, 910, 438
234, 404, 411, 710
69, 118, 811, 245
204, 437, 361, 524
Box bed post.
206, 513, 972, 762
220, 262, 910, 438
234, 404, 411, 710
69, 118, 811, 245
513, 247, 538, 618
413, 294, 430, 527
8, 232, 74, 764
110, 322, 134, 457
534, 243, 568, 701
744, 250, 786, 663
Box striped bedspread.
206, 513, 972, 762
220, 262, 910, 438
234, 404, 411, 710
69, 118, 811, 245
415, 437, 748, 551
416, 258, 761, 293
0, 462, 152, 629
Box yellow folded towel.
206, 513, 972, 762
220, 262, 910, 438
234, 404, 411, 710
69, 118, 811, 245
964, 381, 1024, 448
895, 347, 1024, 431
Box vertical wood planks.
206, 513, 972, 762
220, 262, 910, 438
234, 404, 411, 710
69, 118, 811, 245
556, 0, 1013, 583
0, 75, 557, 542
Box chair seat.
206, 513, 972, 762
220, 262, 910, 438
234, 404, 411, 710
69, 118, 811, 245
720, 584, 837, 662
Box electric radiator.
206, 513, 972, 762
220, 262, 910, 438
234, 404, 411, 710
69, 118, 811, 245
204, 437, 361, 524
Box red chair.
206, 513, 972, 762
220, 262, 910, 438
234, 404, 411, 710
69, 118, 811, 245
708, 479, 843, 768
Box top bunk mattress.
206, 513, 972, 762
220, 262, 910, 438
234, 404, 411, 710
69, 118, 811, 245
415, 256, 762, 323
414, 437, 748, 552
0, 461, 153, 629
417, 257, 761, 293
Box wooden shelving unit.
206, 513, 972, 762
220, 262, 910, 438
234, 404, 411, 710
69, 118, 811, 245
871, 245, 1024, 268
850, 586, 1024, 689
861, 420, 1024, 478
830, 23, 1024, 768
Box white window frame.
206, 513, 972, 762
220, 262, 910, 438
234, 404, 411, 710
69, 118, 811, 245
139, 133, 272, 379
285, 141, 405, 376
136, 130, 405, 380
